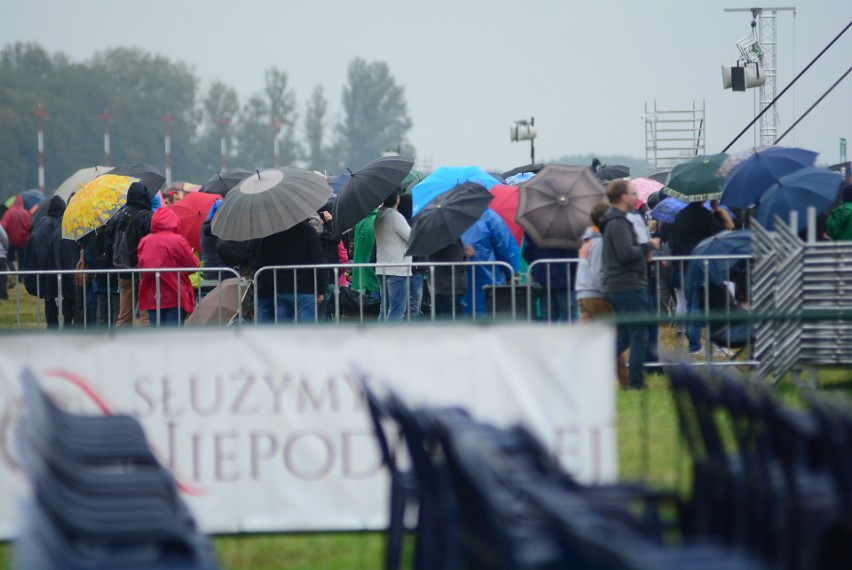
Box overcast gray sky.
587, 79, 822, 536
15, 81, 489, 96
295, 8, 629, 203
2, 0, 850, 173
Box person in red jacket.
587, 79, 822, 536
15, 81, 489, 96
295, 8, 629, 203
137, 207, 198, 325
1, 195, 31, 271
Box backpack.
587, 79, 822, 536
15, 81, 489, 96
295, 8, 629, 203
110, 208, 133, 269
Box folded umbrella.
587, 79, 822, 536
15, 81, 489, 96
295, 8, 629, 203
720, 146, 818, 209
168, 192, 220, 253
211, 167, 332, 241
664, 153, 729, 202
107, 163, 166, 197
199, 168, 252, 196
61, 174, 140, 241
412, 166, 500, 217
753, 167, 844, 232
53, 166, 113, 202
332, 155, 414, 235
516, 164, 606, 249
406, 182, 494, 258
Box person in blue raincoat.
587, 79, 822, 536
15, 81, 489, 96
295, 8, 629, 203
461, 208, 520, 317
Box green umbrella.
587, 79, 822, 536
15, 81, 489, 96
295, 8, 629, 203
664, 153, 729, 203
400, 169, 424, 193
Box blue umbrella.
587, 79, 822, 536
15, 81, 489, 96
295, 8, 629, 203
412, 166, 500, 217
720, 146, 818, 209
326, 173, 351, 205
684, 229, 752, 294
20, 188, 45, 210
650, 197, 734, 225
753, 167, 844, 232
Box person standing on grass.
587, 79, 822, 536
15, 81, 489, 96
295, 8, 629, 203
576, 202, 628, 388
600, 180, 660, 390
137, 207, 198, 326
374, 190, 411, 322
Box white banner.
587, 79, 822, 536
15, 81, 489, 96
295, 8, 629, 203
0, 323, 617, 538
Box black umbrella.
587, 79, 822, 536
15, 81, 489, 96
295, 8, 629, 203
595, 164, 630, 183
200, 168, 253, 196
107, 163, 166, 197
647, 169, 671, 185
332, 155, 415, 235
406, 182, 493, 258
502, 163, 546, 180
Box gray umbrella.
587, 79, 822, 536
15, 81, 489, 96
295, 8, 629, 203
516, 164, 606, 249
210, 167, 332, 241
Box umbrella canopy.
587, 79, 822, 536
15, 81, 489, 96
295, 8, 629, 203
753, 167, 844, 232
720, 146, 818, 209
665, 153, 729, 202
184, 278, 246, 326
631, 177, 664, 208
107, 163, 166, 197
51, 166, 113, 202
489, 184, 524, 245
406, 182, 494, 258
650, 197, 734, 225
502, 163, 546, 180
595, 164, 630, 183
647, 169, 671, 185
199, 168, 253, 196
61, 174, 139, 241
211, 167, 332, 241
400, 169, 425, 192
684, 229, 752, 293
18, 188, 45, 211
412, 166, 500, 217
168, 192, 220, 253
716, 144, 773, 178
332, 155, 415, 235
516, 164, 606, 249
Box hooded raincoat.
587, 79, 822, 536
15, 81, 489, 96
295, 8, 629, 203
1, 195, 31, 247
137, 207, 198, 314
460, 208, 520, 316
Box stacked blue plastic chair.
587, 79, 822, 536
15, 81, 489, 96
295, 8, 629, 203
362, 378, 767, 570
14, 368, 219, 570
669, 364, 852, 570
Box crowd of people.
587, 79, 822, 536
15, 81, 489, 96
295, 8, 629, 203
3, 163, 851, 391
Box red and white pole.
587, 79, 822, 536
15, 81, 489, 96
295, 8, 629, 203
271, 116, 282, 167
161, 112, 175, 186
31, 104, 48, 192
99, 107, 114, 166
217, 116, 231, 172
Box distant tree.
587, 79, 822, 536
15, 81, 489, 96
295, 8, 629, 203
335, 58, 414, 170
197, 80, 240, 173
304, 85, 330, 172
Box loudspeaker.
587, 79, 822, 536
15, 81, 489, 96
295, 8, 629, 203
731, 66, 746, 92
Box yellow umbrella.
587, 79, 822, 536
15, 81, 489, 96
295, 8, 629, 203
61, 174, 138, 240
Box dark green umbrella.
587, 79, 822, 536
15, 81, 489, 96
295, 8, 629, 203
664, 153, 729, 203
400, 169, 424, 193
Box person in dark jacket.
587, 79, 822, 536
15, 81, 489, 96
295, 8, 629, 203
522, 237, 578, 322
427, 239, 472, 318
600, 180, 660, 389
24, 196, 78, 327
105, 182, 154, 327
255, 220, 329, 323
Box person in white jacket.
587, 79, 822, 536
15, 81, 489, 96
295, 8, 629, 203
374, 190, 412, 321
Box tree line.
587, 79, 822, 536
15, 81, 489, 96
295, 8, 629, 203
0, 42, 414, 195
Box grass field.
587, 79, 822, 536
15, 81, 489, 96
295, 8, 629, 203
0, 285, 848, 569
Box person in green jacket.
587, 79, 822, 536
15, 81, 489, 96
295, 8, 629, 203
351, 210, 381, 299
827, 183, 852, 241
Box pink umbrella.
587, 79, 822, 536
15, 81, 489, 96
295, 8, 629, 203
631, 177, 664, 208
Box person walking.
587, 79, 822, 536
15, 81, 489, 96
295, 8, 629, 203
600, 180, 660, 390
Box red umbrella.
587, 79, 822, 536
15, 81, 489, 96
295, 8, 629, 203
168, 192, 220, 252
489, 184, 524, 245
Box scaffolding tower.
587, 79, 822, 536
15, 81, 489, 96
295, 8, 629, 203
644, 100, 706, 172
